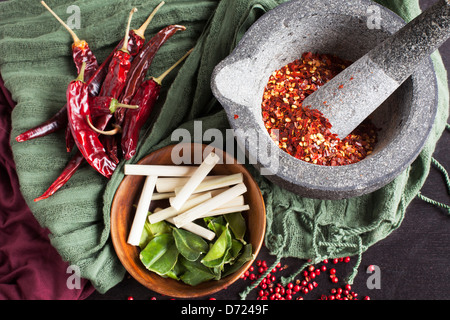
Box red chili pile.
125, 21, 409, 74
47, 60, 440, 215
17, 2, 191, 202
261, 52, 378, 166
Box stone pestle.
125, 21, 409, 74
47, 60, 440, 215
301, 0, 450, 139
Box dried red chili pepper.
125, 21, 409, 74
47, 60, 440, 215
34, 151, 85, 202
261, 52, 378, 166
65, 122, 75, 152
120, 49, 192, 160
73, 5, 163, 149
17, 3, 164, 146
99, 8, 138, 99
67, 63, 116, 179
88, 8, 140, 136
26, 4, 167, 201
87, 2, 165, 98
120, 79, 159, 160
116, 24, 186, 125
33, 94, 138, 202
88, 18, 178, 161
84, 95, 136, 161
88, 96, 138, 118
85, 98, 125, 167
101, 135, 120, 164
16, 2, 100, 144
15, 106, 67, 142
68, 4, 163, 150
41, 1, 99, 79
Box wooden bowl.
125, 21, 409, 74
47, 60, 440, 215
110, 143, 266, 298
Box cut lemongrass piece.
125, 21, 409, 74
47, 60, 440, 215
221, 195, 244, 207
151, 207, 215, 240
173, 183, 247, 228
124, 164, 198, 177
148, 192, 212, 224
127, 175, 157, 246
170, 152, 220, 211
166, 217, 215, 241
166, 192, 241, 213
155, 175, 226, 193
169, 187, 229, 202
151, 192, 175, 200
174, 173, 243, 195
199, 204, 250, 219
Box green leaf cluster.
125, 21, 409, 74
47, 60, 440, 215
139, 211, 253, 286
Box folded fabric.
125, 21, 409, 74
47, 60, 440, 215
0, 0, 448, 296
1, 0, 219, 294
0, 76, 94, 299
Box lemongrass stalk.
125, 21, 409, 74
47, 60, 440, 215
151, 192, 176, 200
173, 183, 247, 228
152, 207, 215, 241
124, 164, 198, 177
169, 187, 229, 202
199, 205, 250, 218
174, 173, 243, 195
155, 175, 226, 193
127, 175, 157, 246
148, 192, 212, 224
170, 152, 220, 211
166, 217, 215, 241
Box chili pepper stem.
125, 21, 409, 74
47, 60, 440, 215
133, 1, 165, 39
41, 1, 82, 46
77, 62, 87, 82
86, 115, 122, 136
110, 99, 139, 113
152, 48, 194, 85
121, 8, 138, 52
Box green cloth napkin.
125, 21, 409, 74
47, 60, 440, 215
1, 0, 448, 295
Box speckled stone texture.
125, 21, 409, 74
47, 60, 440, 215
303, 0, 450, 138
211, 0, 438, 200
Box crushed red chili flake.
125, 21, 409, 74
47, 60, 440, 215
261, 52, 378, 166
234, 114, 239, 119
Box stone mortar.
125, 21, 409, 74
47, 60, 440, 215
211, 0, 438, 200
